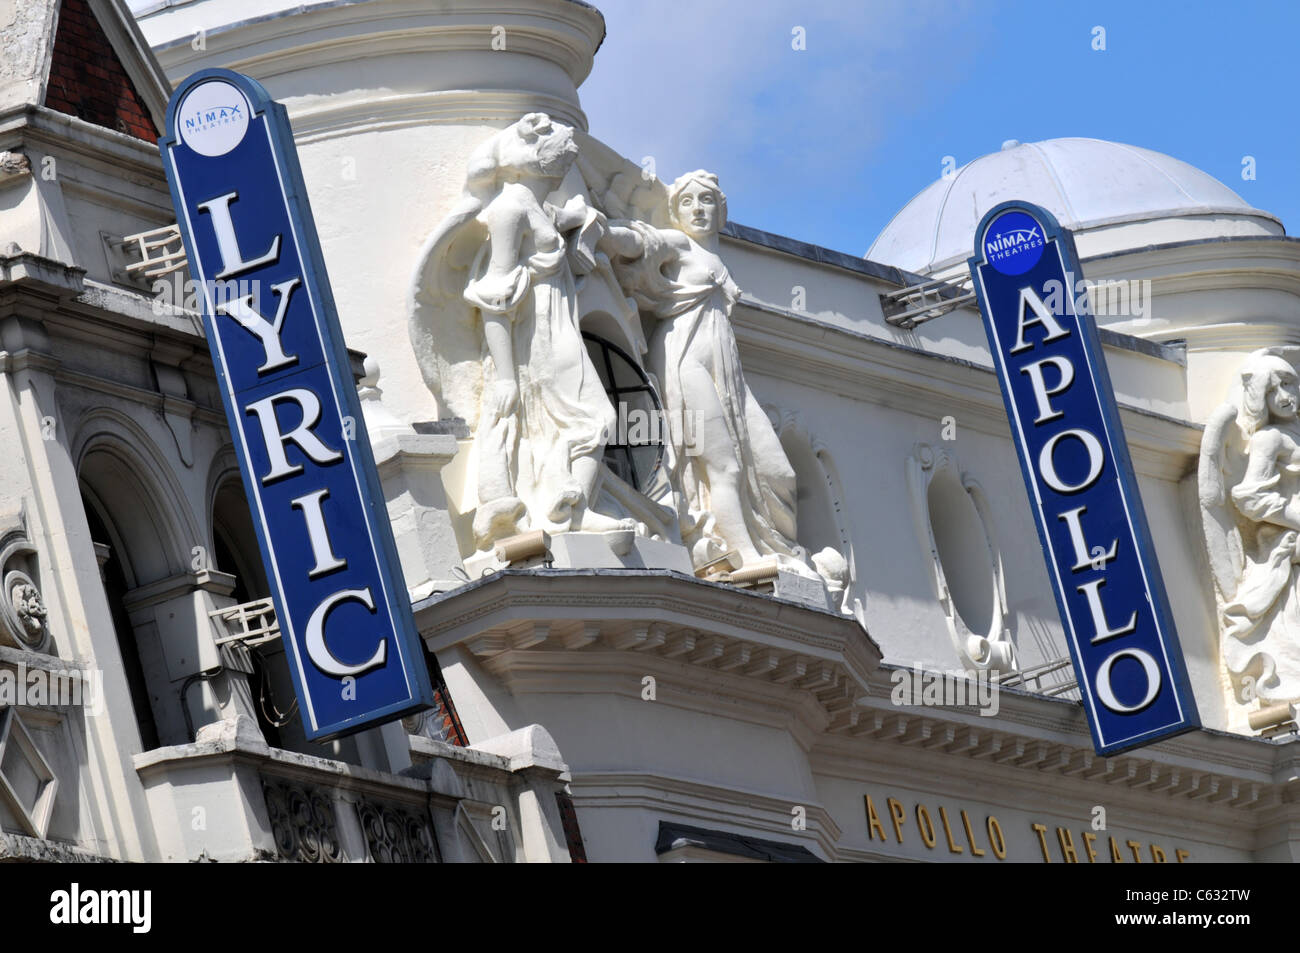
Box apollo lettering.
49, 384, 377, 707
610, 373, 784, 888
1010, 284, 1156, 714
971, 202, 1196, 754
196, 192, 385, 679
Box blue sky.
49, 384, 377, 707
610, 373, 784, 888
581, 0, 1299, 259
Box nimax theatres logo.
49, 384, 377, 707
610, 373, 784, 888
177, 79, 251, 158
185, 102, 242, 134
984, 210, 1045, 275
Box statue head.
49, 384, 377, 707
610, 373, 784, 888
466, 112, 578, 197
12, 582, 45, 637
1238, 352, 1300, 435
668, 170, 727, 241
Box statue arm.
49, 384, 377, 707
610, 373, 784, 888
1234, 429, 1300, 531
599, 222, 647, 259
599, 220, 690, 260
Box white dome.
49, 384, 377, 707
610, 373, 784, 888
867, 138, 1284, 277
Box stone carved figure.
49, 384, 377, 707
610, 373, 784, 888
1, 568, 49, 652
1200, 349, 1300, 705
13, 582, 46, 640
410, 114, 633, 550
599, 171, 801, 567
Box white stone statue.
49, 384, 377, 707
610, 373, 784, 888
1200, 349, 1300, 705
409, 113, 633, 551
599, 171, 802, 567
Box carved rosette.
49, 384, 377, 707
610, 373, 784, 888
2, 569, 51, 653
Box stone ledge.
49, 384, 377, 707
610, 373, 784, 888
0, 831, 117, 862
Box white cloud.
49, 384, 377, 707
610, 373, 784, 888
580, 0, 982, 214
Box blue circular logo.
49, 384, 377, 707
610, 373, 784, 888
983, 210, 1045, 275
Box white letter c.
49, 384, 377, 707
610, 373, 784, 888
305, 588, 386, 678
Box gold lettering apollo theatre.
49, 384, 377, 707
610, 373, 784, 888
863, 794, 1191, 863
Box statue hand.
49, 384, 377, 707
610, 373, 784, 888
552, 195, 592, 231
486, 378, 519, 420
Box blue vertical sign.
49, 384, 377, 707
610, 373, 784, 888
159, 69, 433, 741
969, 201, 1199, 755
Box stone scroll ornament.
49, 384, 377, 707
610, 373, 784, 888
409, 113, 637, 552
1200, 348, 1300, 706
597, 170, 805, 569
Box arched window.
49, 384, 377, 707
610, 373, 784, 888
582, 332, 666, 494
77, 423, 213, 750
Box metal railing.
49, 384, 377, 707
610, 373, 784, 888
121, 222, 187, 278
995, 656, 1078, 698
879, 276, 975, 329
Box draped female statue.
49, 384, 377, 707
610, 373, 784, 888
409, 113, 630, 550
599, 170, 802, 567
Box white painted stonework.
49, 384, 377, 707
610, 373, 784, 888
3, 0, 1300, 862
1200, 350, 1300, 729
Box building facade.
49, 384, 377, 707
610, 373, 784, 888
1, 0, 1299, 862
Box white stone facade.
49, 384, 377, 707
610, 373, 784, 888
1, 0, 1298, 862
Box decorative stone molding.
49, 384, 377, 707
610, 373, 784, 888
0, 511, 51, 654
357, 798, 439, 863
0, 707, 59, 838
0, 151, 31, 184
1, 570, 49, 654
768, 407, 859, 614
906, 444, 1016, 673
825, 666, 1276, 816
142, 0, 606, 132
262, 778, 343, 863
136, 718, 571, 862
416, 569, 880, 739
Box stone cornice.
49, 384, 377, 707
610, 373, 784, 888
287, 90, 591, 144
417, 570, 1295, 826
732, 300, 1202, 481
0, 106, 167, 186
418, 569, 880, 672
804, 663, 1289, 825
417, 569, 881, 747
0, 250, 86, 297
134, 729, 431, 806
147, 0, 604, 131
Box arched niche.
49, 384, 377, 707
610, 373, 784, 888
75, 414, 209, 748
73, 410, 197, 588
769, 409, 857, 610
906, 443, 1016, 673
78, 445, 187, 751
